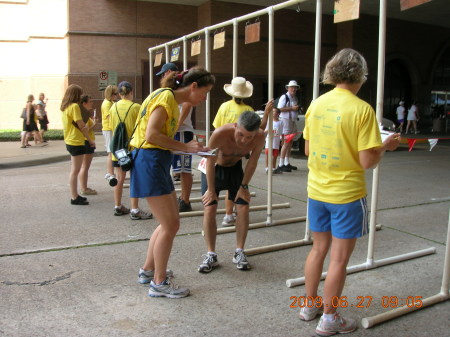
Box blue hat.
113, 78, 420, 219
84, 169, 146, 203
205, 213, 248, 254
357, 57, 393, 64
156, 63, 179, 76
118, 81, 132, 94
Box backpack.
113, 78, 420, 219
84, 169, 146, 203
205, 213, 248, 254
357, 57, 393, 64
110, 103, 135, 155
274, 93, 290, 110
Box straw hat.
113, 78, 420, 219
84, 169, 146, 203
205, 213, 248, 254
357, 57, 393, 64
223, 77, 253, 98
285, 80, 300, 89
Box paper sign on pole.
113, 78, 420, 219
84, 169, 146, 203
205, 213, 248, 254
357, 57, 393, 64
191, 39, 201, 56
245, 21, 260, 44
334, 0, 360, 24
154, 53, 162, 67
171, 47, 180, 62
213, 31, 225, 50
400, 0, 432, 11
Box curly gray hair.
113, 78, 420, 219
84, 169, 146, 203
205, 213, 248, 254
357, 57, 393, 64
322, 48, 368, 85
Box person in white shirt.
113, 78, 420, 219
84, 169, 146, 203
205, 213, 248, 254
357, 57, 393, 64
277, 80, 301, 172
396, 100, 405, 133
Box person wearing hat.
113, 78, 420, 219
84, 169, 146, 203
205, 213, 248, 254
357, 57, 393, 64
396, 100, 405, 133
277, 80, 301, 172
109, 81, 152, 220
156, 62, 179, 79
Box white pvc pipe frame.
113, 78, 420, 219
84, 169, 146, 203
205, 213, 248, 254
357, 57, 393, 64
147, 2, 438, 326
361, 210, 450, 328
148, 0, 309, 227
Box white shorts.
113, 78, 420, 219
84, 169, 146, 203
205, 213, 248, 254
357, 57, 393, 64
280, 118, 297, 135
102, 130, 112, 153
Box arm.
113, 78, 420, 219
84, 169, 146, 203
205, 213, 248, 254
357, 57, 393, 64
236, 132, 265, 202
359, 133, 400, 169
145, 106, 207, 153
76, 119, 95, 146
26, 103, 31, 125
260, 99, 274, 130
304, 140, 309, 156
177, 102, 192, 129
201, 131, 221, 206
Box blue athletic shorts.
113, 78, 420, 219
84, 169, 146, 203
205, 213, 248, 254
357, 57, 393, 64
307, 197, 369, 239
171, 131, 193, 173
130, 148, 174, 198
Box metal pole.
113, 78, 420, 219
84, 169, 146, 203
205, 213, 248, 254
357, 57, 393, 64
233, 19, 238, 78
205, 28, 211, 146
266, 7, 275, 225
367, 0, 387, 266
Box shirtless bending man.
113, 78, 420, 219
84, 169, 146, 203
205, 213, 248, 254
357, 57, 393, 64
199, 111, 265, 272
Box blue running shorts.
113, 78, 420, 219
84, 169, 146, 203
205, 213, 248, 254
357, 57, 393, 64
130, 148, 174, 198
307, 197, 369, 239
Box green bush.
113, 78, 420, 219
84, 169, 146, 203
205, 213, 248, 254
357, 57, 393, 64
0, 129, 64, 141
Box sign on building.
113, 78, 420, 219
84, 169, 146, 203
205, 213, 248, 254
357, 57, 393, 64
98, 71, 118, 91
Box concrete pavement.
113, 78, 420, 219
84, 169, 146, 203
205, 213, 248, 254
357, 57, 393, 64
0, 135, 449, 337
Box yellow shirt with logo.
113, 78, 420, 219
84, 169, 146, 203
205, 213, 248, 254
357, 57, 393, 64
62, 103, 85, 146
212, 100, 254, 128
101, 99, 113, 131
303, 87, 382, 204
130, 89, 178, 151
110, 99, 141, 161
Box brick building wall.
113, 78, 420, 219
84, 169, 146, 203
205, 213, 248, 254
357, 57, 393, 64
0, 0, 449, 131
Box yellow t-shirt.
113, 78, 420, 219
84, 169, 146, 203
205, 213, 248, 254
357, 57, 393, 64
130, 89, 178, 150
62, 103, 85, 146
212, 100, 254, 128
86, 118, 95, 141
101, 99, 113, 131
303, 87, 382, 204
110, 99, 141, 161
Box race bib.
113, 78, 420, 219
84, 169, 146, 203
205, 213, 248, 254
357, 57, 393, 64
198, 157, 207, 174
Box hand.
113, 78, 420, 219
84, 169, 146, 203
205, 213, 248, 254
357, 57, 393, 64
384, 133, 400, 151
185, 140, 209, 153
293, 105, 299, 111
201, 189, 218, 206
264, 99, 274, 112
89, 140, 96, 148
235, 186, 251, 203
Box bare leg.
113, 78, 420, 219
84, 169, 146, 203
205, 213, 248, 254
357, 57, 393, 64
322, 237, 357, 314
235, 203, 249, 249
225, 194, 234, 216
106, 153, 114, 176
180, 172, 192, 203
142, 192, 180, 284
203, 203, 218, 252
304, 232, 332, 298
114, 167, 126, 207
79, 153, 93, 191
69, 155, 84, 199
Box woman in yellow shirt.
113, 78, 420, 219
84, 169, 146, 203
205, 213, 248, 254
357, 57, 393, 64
132, 67, 215, 298
61, 84, 95, 205
101, 85, 118, 187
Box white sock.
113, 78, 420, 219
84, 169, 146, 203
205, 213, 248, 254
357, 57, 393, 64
265, 167, 268, 173
284, 157, 290, 166
279, 158, 284, 167
207, 251, 217, 256
235, 248, 243, 253
115, 205, 122, 209
131, 208, 139, 213
323, 313, 336, 321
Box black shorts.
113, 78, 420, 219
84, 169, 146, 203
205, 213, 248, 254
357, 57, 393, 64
84, 140, 96, 154
23, 120, 39, 132
39, 115, 49, 131
66, 144, 87, 157
201, 160, 247, 205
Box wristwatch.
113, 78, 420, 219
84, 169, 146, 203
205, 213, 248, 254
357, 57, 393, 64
240, 184, 249, 190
